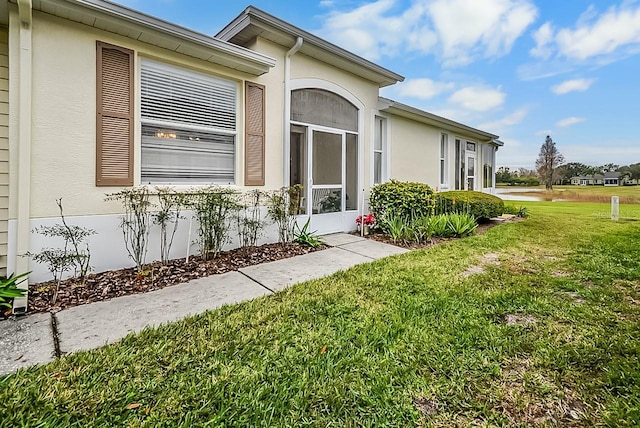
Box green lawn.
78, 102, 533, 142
2, 202, 640, 427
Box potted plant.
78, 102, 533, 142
356, 214, 375, 235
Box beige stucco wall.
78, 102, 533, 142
9, 10, 269, 220
292, 50, 379, 193
0, 26, 7, 275
245, 37, 382, 205
388, 115, 440, 187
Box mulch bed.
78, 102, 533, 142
26, 242, 327, 314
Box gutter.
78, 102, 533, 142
283, 37, 303, 187
13, 0, 32, 313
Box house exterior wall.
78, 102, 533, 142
5, 15, 388, 282
7, 10, 279, 282
12, 11, 267, 221
0, 26, 7, 276
6, 7, 501, 284
388, 115, 439, 185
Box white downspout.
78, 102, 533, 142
13, 0, 33, 313
283, 37, 303, 187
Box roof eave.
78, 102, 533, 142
26, 0, 276, 75
379, 97, 499, 142
217, 6, 404, 87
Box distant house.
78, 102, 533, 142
570, 172, 625, 186
603, 172, 622, 186
570, 174, 604, 186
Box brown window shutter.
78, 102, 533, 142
96, 41, 134, 187
245, 81, 265, 186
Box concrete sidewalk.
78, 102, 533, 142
0, 234, 406, 375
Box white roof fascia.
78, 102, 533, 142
217, 6, 404, 87
26, 0, 276, 75
379, 97, 499, 143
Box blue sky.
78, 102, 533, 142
115, 0, 640, 169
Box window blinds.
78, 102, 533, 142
140, 59, 237, 184
141, 59, 236, 131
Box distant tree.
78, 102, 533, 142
631, 163, 640, 180
599, 163, 619, 173
536, 135, 565, 190
495, 167, 513, 184
517, 168, 537, 177
557, 162, 597, 184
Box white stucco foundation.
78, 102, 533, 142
8, 208, 291, 284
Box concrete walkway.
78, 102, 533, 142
0, 234, 407, 375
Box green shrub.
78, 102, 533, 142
0, 272, 29, 311
504, 204, 529, 218
435, 190, 504, 220
293, 218, 323, 247
446, 213, 478, 237
409, 216, 432, 244
429, 214, 451, 237
369, 180, 435, 221
378, 212, 407, 243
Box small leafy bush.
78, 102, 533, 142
446, 213, 478, 237
189, 187, 240, 260
107, 188, 152, 272
435, 191, 504, 220
369, 180, 435, 222
0, 272, 29, 311
266, 187, 298, 243
236, 190, 266, 247
504, 204, 529, 218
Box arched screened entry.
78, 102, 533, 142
289, 88, 360, 234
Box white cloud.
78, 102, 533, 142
478, 107, 528, 132
528, 3, 640, 62
428, 0, 538, 65
535, 129, 553, 137
557, 4, 640, 60
319, 0, 335, 7
395, 78, 455, 100
530, 22, 554, 59
551, 78, 595, 95
448, 85, 506, 112
556, 117, 585, 127
319, 0, 537, 65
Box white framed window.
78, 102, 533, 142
373, 116, 387, 185
483, 144, 495, 188
140, 59, 237, 184
439, 133, 448, 188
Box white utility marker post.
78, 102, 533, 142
611, 196, 620, 221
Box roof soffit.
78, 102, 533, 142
26, 0, 276, 75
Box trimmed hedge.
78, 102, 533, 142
369, 180, 435, 220
435, 190, 504, 220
